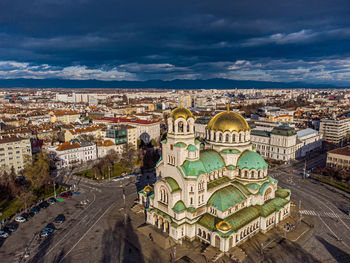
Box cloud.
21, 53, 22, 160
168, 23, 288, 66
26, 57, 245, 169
0, 0, 349, 83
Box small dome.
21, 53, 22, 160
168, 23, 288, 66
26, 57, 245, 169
237, 150, 268, 171
143, 185, 153, 193
216, 220, 231, 231
169, 106, 194, 120
207, 111, 250, 133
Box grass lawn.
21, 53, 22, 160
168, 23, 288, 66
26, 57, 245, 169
75, 160, 132, 180
0, 199, 24, 221
0, 186, 67, 221
313, 177, 350, 194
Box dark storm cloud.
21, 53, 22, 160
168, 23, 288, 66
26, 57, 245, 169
0, 0, 350, 83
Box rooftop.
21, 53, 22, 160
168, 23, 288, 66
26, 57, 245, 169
329, 146, 350, 156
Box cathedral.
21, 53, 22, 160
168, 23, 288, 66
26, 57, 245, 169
138, 106, 291, 252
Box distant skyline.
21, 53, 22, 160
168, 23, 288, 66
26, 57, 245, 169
1, 0, 350, 84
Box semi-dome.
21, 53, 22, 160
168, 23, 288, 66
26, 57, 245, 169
169, 106, 194, 120
237, 150, 268, 171
207, 110, 250, 133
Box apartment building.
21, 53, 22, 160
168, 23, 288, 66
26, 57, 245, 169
319, 117, 350, 144
50, 111, 81, 124
0, 136, 32, 173
327, 146, 350, 169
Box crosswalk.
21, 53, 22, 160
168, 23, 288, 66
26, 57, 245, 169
299, 210, 350, 220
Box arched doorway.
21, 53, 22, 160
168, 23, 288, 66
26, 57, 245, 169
215, 235, 220, 248
264, 188, 272, 201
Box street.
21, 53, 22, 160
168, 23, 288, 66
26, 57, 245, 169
269, 154, 350, 262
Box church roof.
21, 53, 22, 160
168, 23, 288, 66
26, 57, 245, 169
207, 185, 246, 212
198, 197, 290, 233
220, 149, 241, 154
181, 149, 225, 178
172, 200, 186, 212
164, 177, 181, 193
275, 186, 291, 198
237, 150, 268, 171
174, 142, 187, 147
187, 144, 198, 152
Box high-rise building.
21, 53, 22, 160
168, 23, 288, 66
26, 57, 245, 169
320, 117, 350, 144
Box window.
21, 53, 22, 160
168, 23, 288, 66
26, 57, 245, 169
170, 144, 173, 150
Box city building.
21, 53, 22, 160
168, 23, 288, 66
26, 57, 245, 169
48, 141, 97, 169
295, 128, 322, 158
251, 126, 322, 161
0, 136, 32, 173
94, 117, 160, 144
326, 146, 350, 170
97, 139, 123, 158
251, 126, 298, 162
138, 106, 291, 252
319, 117, 350, 144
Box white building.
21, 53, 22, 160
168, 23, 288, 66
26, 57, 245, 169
295, 129, 322, 158
49, 141, 97, 169
251, 126, 322, 161
319, 117, 350, 144
138, 106, 291, 252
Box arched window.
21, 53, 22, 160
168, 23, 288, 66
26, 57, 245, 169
244, 170, 248, 178
226, 134, 230, 142
251, 171, 255, 178
219, 134, 222, 141
198, 228, 202, 236
264, 188, 272, 201
187, 124, 190, 132
178, 122, 184, 133
232, 134, 236, 142
239, 133, 242, 142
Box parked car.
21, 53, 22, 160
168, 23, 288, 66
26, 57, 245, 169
28, 211, 35, 217
30, 207, 40, 214
15, 216, 26, 223
48, 197, 56, 205
0, 230, 9, 238
40, 230, 49, 237
54, 214, 65, 224
59, 193, 68, 199
4, 224, 18, 233
21, 213, 31, 220
39, 201, 49, 209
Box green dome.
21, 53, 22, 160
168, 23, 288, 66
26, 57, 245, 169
173, 200, 186, 212
174, 142, 187, 147
237, 150, 268, 171
208, 185, 246, 211
187, 144, 198, 152
181, 150, 225, 178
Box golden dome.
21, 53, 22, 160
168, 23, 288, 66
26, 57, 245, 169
207, 110, 250, 133
169, 106, 194, 120
216, 220, 231, 231
143, 185, 153, 193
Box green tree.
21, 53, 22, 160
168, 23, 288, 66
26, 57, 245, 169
23, 153, 50, 194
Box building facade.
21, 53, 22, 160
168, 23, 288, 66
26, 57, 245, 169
49, 141, 97, 169
327, 146, 350, 170
0, 136, 32, 174
320, 117, 350, 144
139, 107, 291, 252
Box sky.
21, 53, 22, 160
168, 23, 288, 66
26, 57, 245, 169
1, 0, 350, 84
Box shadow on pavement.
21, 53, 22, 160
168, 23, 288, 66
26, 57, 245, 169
316, 236, 350, 263
102, 216, 144, 263
29, 232, 54, 263
246, 237, 321, 263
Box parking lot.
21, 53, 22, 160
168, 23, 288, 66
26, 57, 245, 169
0, 185, 95, 262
